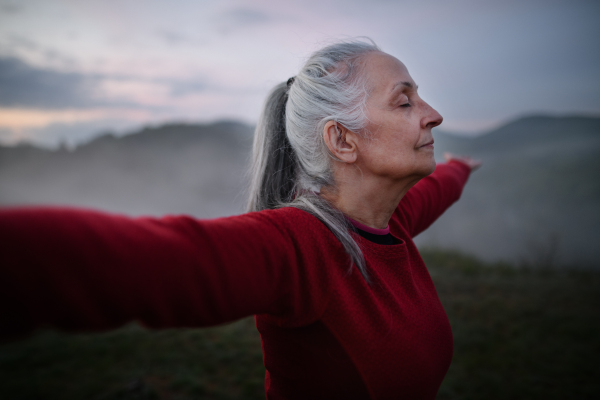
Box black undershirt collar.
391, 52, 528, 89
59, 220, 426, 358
355, 228, 396, 245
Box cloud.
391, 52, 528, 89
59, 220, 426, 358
0, 56, 214, 111
0, 57, 99, 109
0, 2, 21, 14
156, 29, 193, 45
221, 7, 270, 25
216, 7, 271, 35
0, 54, 239, 146
1, 34, 79, 71
168, 79, 209, 97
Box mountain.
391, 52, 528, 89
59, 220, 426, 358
0, 121, 254, 218
420, 115, 600, 267
1, 115, 599, 267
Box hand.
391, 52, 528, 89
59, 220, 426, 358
443, 152, 482, 172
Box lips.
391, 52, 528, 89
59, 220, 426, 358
420, 139, 434, 148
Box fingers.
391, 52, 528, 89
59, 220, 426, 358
443, 152, 482, 171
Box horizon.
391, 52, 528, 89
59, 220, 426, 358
2, 111, 598, 150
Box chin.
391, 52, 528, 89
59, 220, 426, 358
426, 160, 437, 175
417, 157, 437, 177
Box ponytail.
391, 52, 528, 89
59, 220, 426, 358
247, 83, 297, 212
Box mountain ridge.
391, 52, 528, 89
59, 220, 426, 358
3, 114, 600, 153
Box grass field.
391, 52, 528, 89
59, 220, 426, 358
1, 249, 598, 399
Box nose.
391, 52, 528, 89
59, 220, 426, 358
421, 100, 443, 130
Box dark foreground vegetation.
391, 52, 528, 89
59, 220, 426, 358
1, 249, 598, 399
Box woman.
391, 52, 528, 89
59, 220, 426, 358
0, 40, 480, 399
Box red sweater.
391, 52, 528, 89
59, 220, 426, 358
0, 161, 471, 400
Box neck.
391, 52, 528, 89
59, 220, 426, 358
320, 163, 422, 230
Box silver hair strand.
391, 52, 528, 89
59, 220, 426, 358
247, 38, 381, 282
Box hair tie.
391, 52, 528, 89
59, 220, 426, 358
287, 76, 295, 87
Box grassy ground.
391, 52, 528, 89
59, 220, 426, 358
0, 318, 265, 400
1, 249, 598, 399
421, 249, 600, 400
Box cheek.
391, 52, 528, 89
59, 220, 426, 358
360, 113, 423, 174
361, 136, 414, 175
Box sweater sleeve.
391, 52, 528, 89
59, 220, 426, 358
393, 161, 471, 238
0, 207, 332, 338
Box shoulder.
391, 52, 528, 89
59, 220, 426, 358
255, 207, 343, 249
200, 206, 343, 257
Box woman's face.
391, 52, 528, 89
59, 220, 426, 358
358, 52, 443, 181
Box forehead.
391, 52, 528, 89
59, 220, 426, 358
362, 52, 414, 95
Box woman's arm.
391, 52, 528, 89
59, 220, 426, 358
393, 154, 480, 238
0, 207, 331, 338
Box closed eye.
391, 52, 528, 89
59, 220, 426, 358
400, 103, 411, 108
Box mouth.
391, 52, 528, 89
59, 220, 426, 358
419, 139, 434, 149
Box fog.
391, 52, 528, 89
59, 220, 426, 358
1, 115, 599, 268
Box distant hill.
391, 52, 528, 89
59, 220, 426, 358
0, 120, 254, 218
420, 115, 600, 266
1, 115, 599, 267
433, 115, 600, 156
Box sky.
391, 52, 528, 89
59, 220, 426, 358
0, 0, 599, 147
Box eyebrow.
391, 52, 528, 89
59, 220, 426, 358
391, 81, 419, 92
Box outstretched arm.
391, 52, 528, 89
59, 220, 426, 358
0, 207, 328, 338
394, 155, 481, 237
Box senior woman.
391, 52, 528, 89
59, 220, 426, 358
0, 40, 480, 399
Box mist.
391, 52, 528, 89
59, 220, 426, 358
1, 115, 598, 267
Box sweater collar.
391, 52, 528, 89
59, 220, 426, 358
346, 216, 390, 236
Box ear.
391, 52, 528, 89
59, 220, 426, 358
322, 121, 359, 163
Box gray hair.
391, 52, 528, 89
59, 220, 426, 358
247, 39, 381, 282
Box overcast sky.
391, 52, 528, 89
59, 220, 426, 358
0, 0, 599, 146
